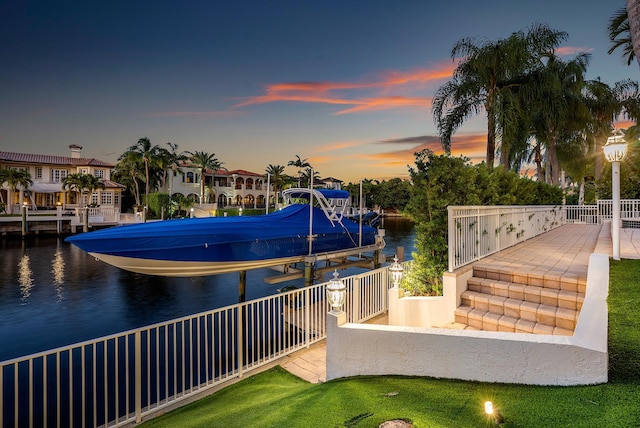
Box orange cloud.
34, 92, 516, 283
232, 62, 453, 114
333, 96, 432, 115
313, 140, 368, 153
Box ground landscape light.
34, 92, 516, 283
484, 401, 504, 426
326, 270, 346, 313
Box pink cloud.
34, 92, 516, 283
232, 62, 454, 114
555, 45, 593, 56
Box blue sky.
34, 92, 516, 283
1, 1, 636, 182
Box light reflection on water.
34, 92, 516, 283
0, 218, 415, 361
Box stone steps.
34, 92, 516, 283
453, 264, 586, 336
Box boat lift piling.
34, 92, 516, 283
239, 270, 247, 302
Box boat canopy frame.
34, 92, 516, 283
281, 188, 351, 227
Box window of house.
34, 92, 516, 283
101, 192, 113, 205
114, 193, 120, 206
35, 167, 43, 179
51, 169, 68, 182
91, 192, 99, 205
95, 169, 105, 178
186, 172, 194, 183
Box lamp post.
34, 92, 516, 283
326, 270, 346, 314
603, 131, 628, 261
389, 255, 404, 289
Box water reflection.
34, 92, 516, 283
18, 253, 33, 303
51, 246, 65, 302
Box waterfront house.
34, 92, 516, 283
0, 145, 125, 213
167, 165, 271, 209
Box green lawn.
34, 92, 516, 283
141, 259, 640, 428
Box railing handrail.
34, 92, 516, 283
447, 205, 565, 272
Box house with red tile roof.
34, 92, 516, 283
0, 145, 125, 213
168, 165, 271, 208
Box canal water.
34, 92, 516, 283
0, 217, 415, 362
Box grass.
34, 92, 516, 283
141, 259, 640, 428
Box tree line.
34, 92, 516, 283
432, 22, 640, 203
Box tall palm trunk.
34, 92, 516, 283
546, 138, 560, 185
534, 144, 543, 181
627, 0, 640, 66
486, 101, 496, 168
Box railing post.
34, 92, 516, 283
237, 306, 244, 378
305, 287, 310, 348
447, 206, 454, 272
135, 331, 142, 423
352, 277, 361, 323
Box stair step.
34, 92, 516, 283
454, 306, 575, 335
458, 291, 579, 330
467, 278, 583, 311
472, 264, 586, 294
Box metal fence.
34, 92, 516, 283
0, 264, 397, 428
447, 205, 565, 272
565, 200, 640, 224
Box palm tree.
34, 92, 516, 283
122, 138, 161, 208
188, 151, 223, 204
113, 152, 144, 207
0, 167, 8, 212
609, 6, 637, 66
265, 164, 286, 204
287, 155, 311, 186
433, 24, 569, 168
300, 167, 321, 188
527, 53, 591, 185
157, 142, 187, 195
4, 169, 33, 214
62, 173, 105, 206
61, 173, 86, 205
582, 79, 638, 181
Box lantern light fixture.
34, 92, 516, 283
326, 270, 346, 313
389, 255, 404, 288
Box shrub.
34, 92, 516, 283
403, 149, 562, 296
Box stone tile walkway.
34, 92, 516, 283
281, 224, 640, 383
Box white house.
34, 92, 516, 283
0, 145, 125, 213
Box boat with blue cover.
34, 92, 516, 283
66, 188, 383, 277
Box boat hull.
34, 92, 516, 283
88, 253, 308, 276
67, 204, 378, 277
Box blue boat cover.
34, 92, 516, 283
66, 204, 376, 263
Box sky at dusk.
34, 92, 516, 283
1, 1, 637, 183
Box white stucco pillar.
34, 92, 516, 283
387, 287, 404, 326
326, 311, 347, 381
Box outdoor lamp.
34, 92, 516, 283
326, 270, 346, 313
603, 131, 628, 163
389, 255, 404, 288
604, 130, 628, 261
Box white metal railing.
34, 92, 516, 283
447, 205, 565, 272
0, 264, 399, 427
564, 200, 640, 224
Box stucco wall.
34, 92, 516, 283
388, 265, 473, 327
327, 253, 609, 386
